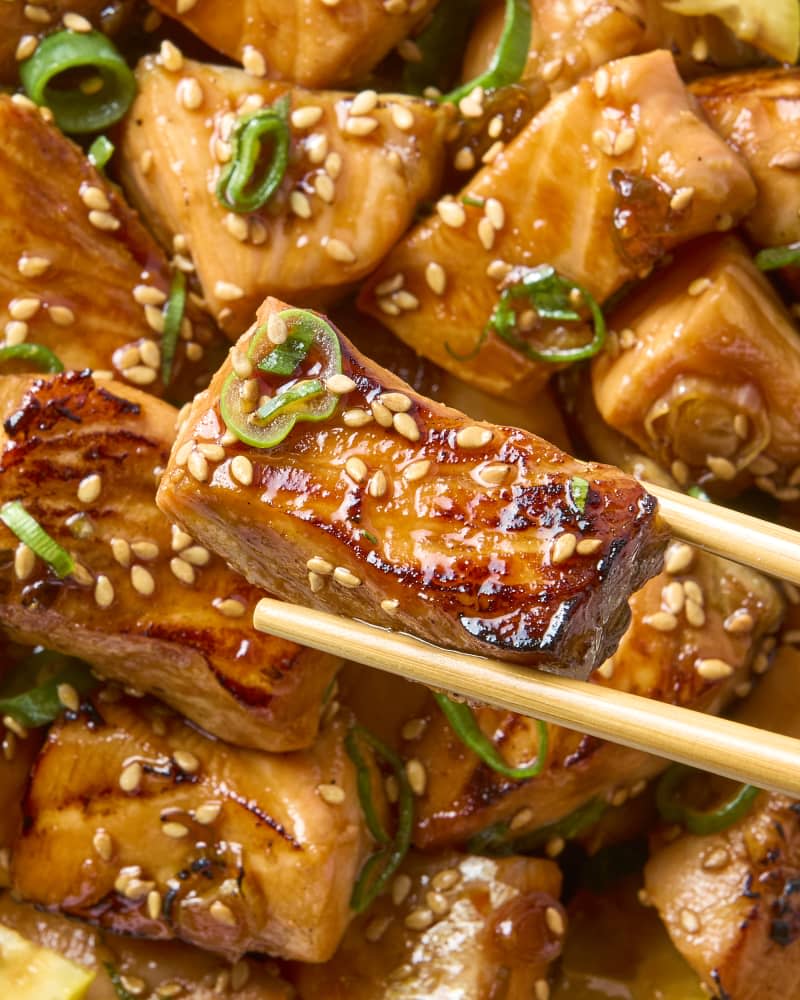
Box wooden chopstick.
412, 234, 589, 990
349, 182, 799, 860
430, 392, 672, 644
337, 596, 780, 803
254, 598, 800, 797
643, 482, 800, 585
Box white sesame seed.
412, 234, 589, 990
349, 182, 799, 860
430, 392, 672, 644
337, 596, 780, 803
290, 190, 312, 219
670, 186, 695, 212
93, 828, 113, 861
724, 609, 754, 634
368, 470, 388, 498
707, 455, 737, 481
209, 901, 236, 926
688, 277, 712, 297
79, 183, 110, 212
18, 254, 50, 277
343, 408, 373, 428
110, 538, 131, 566
59, 681, 81, 712
405, 907, 434, 931
187, 450, 209, 482
613, 127, 637, 155
119, 762, 143, 792
379, 392, 412, 413
174, 749, 199, 773
391, 104, 414, 130
371, 400, 393, 427
403, 459, 430, 482
77, 473, 102, 504
545, 906, 566, 937
702, 847, 731, 871
214, 281, 245, 301
392, 874, 412, 905
325, 151, 342, 179
307, 557, 334, 576
455, 426, 492, 449
695, 658, 734, 681
9, 297, 41, 321
49, 305, 75, 327
230, 454, 254, 486
130, 565, 155, 597
13, 543, 35, 581
485, 198, 505, 230
4, 321, 27, 345
333, 566, 362, 588
213, 597, 246, 618
381, 598, 399, 612
315, 173, 336, 204
94, 575, 114, 608
392, 411, 419, 442
685, 599, 706, 628
679, 908, 700, 934
88, 210, 120, 232
195, 801, 222, 825
133, 284, 166, 306
317, 783, 346, 804
345, 456, 368, 483
478, 463, 512, 486
665, 543, 694, 575
242, 45, 267, 77
291, 106, 324, 129
344, 116, 379, 136
437, 200, 466, 228
176, 77, 203, 110
551, 533, 578, 565
326, 373, 356, 395
405, 758, 427, 795
375, 273, 404, 296
576, 538, 602, 556
425, 261, 446, 295
351, 90, 378, 116
162, 821, 189, 839
170, 557, 196, 585
643, 611, 678, 632
198, 443, 224, 463
15, 35, 38, 60
323, 237, 357, 263
306, 132, 329, 164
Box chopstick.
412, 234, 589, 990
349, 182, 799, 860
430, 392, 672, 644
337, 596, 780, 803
644, 482, 800, 586
253, 598, 800, 797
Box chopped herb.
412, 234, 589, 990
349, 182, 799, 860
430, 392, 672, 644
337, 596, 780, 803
254, 378, 325, 424
656, 764, 760, 835
216, 94, 291, 214
161, 269, 186, 385
0, 344, 64, 373
88, 134, 114, 170
467, 797, 607, 856
461, 195, 486, 208
360, 530, 379, 545
402, 0, 483, 96
0, 652, 96, 728
0, 500, 74, 578
257, 327, 314, 376
570, 476, 590, 514
755, 242, 800, 271
688, 484, 711, 502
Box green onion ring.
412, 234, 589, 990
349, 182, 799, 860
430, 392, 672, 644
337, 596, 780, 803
160, 270, 186, 385
656, 764, 761, 836
755, 242, 800, 271
0, 500, 74, 578
20, 30, 136, 135
216, 94, 291, 214
88, 134, 115, 170
434, 693, 548, 779
441, 0, 532, 105
0, 344, 64, 373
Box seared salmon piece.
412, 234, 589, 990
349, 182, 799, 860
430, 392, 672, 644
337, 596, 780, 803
644, 646, 800, 1000
291, 851, 564, 999
592, 234, 800, 501
692, 70, 800, 249
462, 0, 647, 98
0, 372, 340, 752
359, 50, 756, 401
0, 1, 132, 84
407, 547, 781, 849
11, 697, 373, 963
0, 892, 294, 1000
119, 58, 451, 337
0, 95, 217, 397
158, 295, 667, 678
148, 0, 438, 89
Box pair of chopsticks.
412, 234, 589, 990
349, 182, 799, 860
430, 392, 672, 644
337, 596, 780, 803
254, 483, 800, 798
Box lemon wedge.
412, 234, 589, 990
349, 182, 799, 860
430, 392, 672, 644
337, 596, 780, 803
0, 924, 94, 999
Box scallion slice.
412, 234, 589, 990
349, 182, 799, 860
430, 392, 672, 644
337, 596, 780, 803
0, 500, 74, 578
755, 242, 800, 271
346, 725, 414, 913
434, 693, 548, 780
0, 344, 64, 373
441, 0, 531, 105
403, 0, 483, 96
0, 652, 96, 728
88, 134, 115, 170
569, 476, 590, 514
216, 94, 291, 214
257, 327, 314, 376
20, 30, 136, 135
656, 764, 760, 835
161, 270, 186, 385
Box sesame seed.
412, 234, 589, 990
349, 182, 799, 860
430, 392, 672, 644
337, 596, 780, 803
4, 321, 27, 345
343, 408, 373, 428
365, 915, 392, 942
323, 237, 357, 263
125, 365, 157, 387
350, 89, 378, 116
662, 580, 685, 615
79, 183, 110, 212
393, 411, 420, 441
309, 570, 325, 590
545, 906, 566, 936
139, 149, 154, 174
643, 610, 678, 632
426, 889, 449, 915
290, 190, 312, 218
393, 290, 419, 311
210, 901, 236, 926
174, 749, 199, 773
231, 960, 250, 992
325, 152, 342, 179
375, 273, 404, 296
49, 305, 75, 326
770, 149, 800, 170
688, 277, 712, 297
702, 847, 731, 871
371, 400, 394, 427
333, 566, 362, 588
401, 717, 427, 741
230, 454, 254, 487
306, 133, 328, 163
242, 45, 267, 77
685, 599, 706, 627
119, 762, 143, 792
404, 907, 434, 931
131, 565, 155, 597
17, 254, 50, 277
315, 173, 336, 203
724, 609, 754, 633
344, 116, 379, 136
195, 801, 222, 825
110, 538, 132, 568
707, 455, 737, 481
477, 217, 496, 250
197, 443, 224, 463
170, 557, 195, 585
94, 575, 115, 608
552, 533, 577, 565
214, 281, 245, 301
613, 127, 637, 155
679, 908, 700, 934
187, 450, 209, 482
70, 562, 93, 586
77, 473, 102, 504
665, 543, 694, 575
391, 104, 414, 130
223, 212, 250, 242
695, 658, 734, 681
213, 597, 246, 618
230, 349, 253, 378
144, 305, 165, 333
425, 261, 446, 295
176, 77, 203, 110
93, 828, 113, 861
326, 373, 356, 394
437, 200, 466, 228
55, 682, 79, 712
146, 889, 162, 921
88, 209, 120, 232
3, 715, 26, 739
307, 556, 334, 576
684, 579, 703, 605
403, 459, 431, 482
345, 456, 368, 483
317, 783, 346, 804
478, 463, 512, 486
9, 297, 41, 320
265, 312, 288, 346
535, 981, 550, 1000
454, 147, 476, 171
381, 598, 399, 612
392, 874, 412, 905
670, 186, 695, 212
378, 299, 400, 316
576, 538, 602, 556
24, 4, 51, 23
158, 38, 183, 72
455, 426, 492, 449
368, 470, 388, 498
13, 543, 35, 581
485, 198, 505, 230
15, 35, 38, 60
379, 392, 412, 413
163, 821, 189, 839
291, 106, 323, 129
405, 758, 427, 795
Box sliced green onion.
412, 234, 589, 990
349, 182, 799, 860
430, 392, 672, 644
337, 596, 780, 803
441, 0, 532, 105
216, 94, 291, 214
88, 134, 114, 170
403, 0, 483, 96
688, 484, 711, 502
258, 327, 314, 376
570, 476, 590, 514
462, 195, 486, 208
467, 796, 607, 856
434, 693, 548, 780
656, 764, 760, 836
20, 30, 136, 135
360, 529, 378, 545
254, 378, 324, 424
221, 309, 342, 449
161, 270, 186, 385
755, 242, 800, 271
0, 652, 96, 728
345, 725, 414, 913
0, 501, 74, 578
105, 964, 137, 1000
0, 344, 64, 373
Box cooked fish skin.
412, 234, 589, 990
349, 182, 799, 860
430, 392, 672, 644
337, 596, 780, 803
643, 645, 800, 1000
0, 892, 294, 1000
0, 2, 133, 84
462, 0, 647, 98
0, 95, 217, 397
358, 50, 756, 402
147, 0, 437, 89
11, 697, 372, 963
0, 371, 340, 752
691, 69, 800, 249
407, 547, 782, 849
291, 851, 564, 999
592, 234, 800, 500
119, 58, 452, 338
158, 295, 667, 678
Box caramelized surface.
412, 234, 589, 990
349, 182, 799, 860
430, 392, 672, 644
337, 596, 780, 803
359, 50, 755, 400
592, 234, 800, 500
0, 372, 340, 751
11, 696, 371, 962
119, 59, 451, 336
158, 296, 667, 677
292, 851, 564, 999
0, 95, 216, 397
